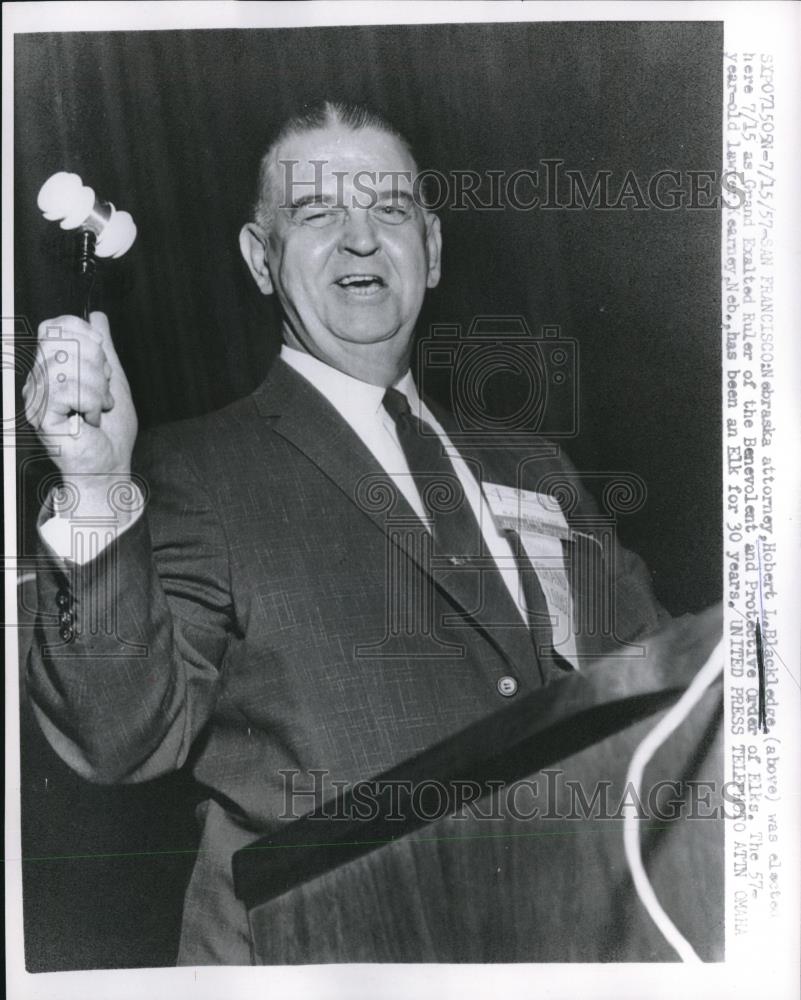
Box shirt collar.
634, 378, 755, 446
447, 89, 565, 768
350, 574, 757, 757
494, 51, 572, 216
280, 344, 420, 422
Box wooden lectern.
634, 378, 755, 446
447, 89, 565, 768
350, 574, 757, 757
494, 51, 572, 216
233, 605, 724, 964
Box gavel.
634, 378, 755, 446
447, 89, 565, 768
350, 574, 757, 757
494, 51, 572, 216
37, 171, 137, 320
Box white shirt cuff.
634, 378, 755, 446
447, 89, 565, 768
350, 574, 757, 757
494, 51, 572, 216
38, 486, 145, 566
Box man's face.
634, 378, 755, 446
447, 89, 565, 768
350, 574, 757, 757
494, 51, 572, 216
240, 124, 441, 382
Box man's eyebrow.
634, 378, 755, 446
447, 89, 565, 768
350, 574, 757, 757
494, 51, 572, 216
289, 193, 338, 210
373, 189, 414, 203
287, 190, 416, 212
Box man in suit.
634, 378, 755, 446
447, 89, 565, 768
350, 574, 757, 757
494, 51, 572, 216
24, 101, 666, 964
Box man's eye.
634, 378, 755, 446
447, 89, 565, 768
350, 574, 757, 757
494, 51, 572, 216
372, 203, 411, 224
297, 208, 344, 227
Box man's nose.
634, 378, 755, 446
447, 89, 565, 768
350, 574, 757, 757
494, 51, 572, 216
338, 209, 380, 256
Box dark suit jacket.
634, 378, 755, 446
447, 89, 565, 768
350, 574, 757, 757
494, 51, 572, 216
28, 357, 667, 964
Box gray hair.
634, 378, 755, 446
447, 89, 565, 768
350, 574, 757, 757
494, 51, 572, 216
252, 101, 425, 232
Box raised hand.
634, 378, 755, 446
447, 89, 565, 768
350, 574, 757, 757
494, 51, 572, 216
23, 311, 138, 510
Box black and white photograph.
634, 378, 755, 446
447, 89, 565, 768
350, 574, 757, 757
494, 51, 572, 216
4, 3, 799, 998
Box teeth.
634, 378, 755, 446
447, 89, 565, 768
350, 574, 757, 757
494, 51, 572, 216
338, 275, 381, 286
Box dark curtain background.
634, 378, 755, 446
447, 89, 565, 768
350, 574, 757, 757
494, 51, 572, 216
14, 22, 722, 969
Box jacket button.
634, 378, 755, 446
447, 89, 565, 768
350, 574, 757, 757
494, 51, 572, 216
59, 625, 74, 642
497, 675, 518, 697
58, 610, 73, 627
56, 590, 70, 608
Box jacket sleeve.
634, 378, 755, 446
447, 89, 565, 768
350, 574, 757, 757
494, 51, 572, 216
26, 427, 236, 784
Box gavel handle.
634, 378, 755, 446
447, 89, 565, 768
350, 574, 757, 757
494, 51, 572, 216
76, 229, 97, 322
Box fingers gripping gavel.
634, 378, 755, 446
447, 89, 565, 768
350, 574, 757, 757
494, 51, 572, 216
24, 174, 139, 487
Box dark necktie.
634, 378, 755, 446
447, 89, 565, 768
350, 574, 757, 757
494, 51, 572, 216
383, 387, 567, 682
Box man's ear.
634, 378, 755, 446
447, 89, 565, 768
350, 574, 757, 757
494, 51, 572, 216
239, 223, 275, 296
424, 213, 442, 289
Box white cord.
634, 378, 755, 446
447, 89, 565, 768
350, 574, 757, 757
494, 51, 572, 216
622, 636, 725, 962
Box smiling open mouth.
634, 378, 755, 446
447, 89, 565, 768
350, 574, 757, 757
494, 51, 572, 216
334, 274, 387, 294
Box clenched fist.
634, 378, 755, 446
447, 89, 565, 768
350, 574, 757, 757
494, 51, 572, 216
23, 312, 138, 507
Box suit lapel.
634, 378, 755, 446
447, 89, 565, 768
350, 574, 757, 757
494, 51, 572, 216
252, 356, 420, 527
251, 359, 536, 677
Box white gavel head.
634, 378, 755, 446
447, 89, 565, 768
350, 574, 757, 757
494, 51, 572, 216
37, 171, 137, 258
